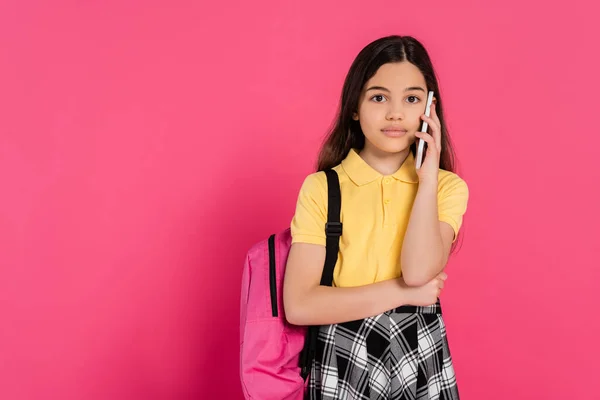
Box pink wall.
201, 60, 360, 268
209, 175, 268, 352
1, 1, 599, 399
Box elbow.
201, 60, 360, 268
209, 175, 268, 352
401, 259, 430, 287
284, 282, 319, 326
283, 292, 307, 326
402, 271, 430, 287
402, 261, 445, 287
401, 246, 446, 286
284, 301, 306, 326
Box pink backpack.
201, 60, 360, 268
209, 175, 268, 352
239, 170, 342, 400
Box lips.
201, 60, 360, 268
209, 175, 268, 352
381, 127, 408, 137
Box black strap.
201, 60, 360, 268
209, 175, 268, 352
322, 169, 342, 286
300, 169, 342, 381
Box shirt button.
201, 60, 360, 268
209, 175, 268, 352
384, 199, 391, 205
384, 178, 391, 184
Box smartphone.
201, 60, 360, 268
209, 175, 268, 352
415, 91, 435, 169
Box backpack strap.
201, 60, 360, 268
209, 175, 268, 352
300, 169, 342, 381
321, 169, 342, 286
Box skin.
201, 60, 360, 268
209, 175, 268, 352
283, 61, 451, 326
354, 61, 455, 286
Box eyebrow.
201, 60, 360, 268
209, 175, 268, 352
365, 86, 426, 93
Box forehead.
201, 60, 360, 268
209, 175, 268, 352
364, 62, 426, 90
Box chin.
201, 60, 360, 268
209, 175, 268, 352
372, 137, 412, 155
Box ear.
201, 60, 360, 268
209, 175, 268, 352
352, 112, 359, 121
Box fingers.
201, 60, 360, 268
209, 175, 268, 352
421, 112, 440, 132
427, 271, 447, 284
436, 271, 447, 292
419, 119, 441, 152
436, 270, 447, 297
415, 131, 436, 150
421, 102, 442, 150
432, 104, 442, 150
431, 100, 441, 128
416, 129, 440, 154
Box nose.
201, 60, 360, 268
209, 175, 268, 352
385, 102, 404, 121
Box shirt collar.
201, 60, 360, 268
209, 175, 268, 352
341, 148, 419, 186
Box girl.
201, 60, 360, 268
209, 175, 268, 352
283, 35, 469, 400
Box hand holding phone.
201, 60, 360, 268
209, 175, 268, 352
415, 91, 435, 170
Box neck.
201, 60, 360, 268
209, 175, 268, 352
358, 144, 410, 176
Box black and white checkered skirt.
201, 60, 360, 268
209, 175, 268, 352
308, 302, 459, 400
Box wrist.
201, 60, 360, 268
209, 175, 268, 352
396, 277, 412, 306
417, 179, 438, 195
417, 177, 438, 187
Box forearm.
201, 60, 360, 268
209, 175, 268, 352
285, 278, 408, 326
401, 179, 445, 286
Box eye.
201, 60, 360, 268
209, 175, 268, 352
370, 94, 387, 103
406, 95, 420, 104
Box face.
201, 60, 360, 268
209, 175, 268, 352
353, 62, 430, 156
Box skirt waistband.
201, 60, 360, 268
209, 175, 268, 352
391, 300, 442, 315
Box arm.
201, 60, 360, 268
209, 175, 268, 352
283, 243, 444, 326
401, 100, 459, 287
400, 179, 455, 286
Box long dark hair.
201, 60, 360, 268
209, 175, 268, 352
317, 35, 457, 174
317, 35, 464, 251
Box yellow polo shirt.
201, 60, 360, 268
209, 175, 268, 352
290, 149, 469, 288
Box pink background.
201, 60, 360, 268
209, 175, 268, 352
1, 1, 599, 399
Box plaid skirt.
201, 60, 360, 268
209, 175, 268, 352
308, 302, 459, 400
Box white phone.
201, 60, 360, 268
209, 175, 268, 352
415, 91, 435, 170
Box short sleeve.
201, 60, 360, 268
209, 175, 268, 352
290, 172, 328, 246
437, 172, 469, 242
